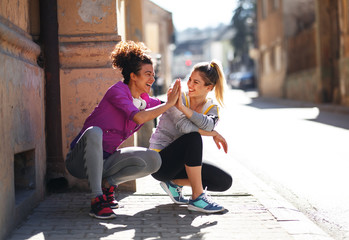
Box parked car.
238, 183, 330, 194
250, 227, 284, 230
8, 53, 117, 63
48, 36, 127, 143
228, 71, 256, 90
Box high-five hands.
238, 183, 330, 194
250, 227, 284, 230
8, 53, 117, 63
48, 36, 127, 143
175, 79, 183, 110
167, 79, 181, 106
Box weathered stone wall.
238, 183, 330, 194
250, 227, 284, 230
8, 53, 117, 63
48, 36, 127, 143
338, 0, 349, 106
338, 57, 349, 106
0, 1, 46, 239
284, 68, 320, 102
257, 0, 285, 97
56, 0, 136, 190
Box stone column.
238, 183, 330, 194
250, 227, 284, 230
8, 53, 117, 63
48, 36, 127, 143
57, 0, 135, 191
315, 0, 340, 103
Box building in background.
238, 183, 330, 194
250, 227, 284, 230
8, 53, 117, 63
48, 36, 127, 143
143, 0, 174, 94
172, 25, 235, 81
0, 0, 173, 239
256, 0, 349, 106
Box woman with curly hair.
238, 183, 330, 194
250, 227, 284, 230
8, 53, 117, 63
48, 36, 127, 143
65, 41, 181, 219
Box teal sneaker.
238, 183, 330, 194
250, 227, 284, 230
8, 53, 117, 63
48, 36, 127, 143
160, 181, 189, 204
188, 191, 224, 213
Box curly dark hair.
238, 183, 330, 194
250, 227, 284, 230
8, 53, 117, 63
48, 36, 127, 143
110, 41, 153, 84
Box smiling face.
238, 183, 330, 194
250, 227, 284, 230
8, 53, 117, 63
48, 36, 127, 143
130, 64, 155, 96
187, 70, 213, 98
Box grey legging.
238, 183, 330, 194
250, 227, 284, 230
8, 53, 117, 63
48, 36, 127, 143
65, 126, 161, 197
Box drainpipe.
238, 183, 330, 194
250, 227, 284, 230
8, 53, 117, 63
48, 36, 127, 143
39, 0, 64, 182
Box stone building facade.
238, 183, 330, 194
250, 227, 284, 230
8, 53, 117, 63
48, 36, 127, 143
0, 0, 173, 239
0, 1, 46, 239
256, 0, 349, 106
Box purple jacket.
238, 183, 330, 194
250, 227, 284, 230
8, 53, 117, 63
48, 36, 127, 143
70, 81, 161, 154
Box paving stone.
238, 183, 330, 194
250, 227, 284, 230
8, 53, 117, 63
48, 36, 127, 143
7, 166, 335, 240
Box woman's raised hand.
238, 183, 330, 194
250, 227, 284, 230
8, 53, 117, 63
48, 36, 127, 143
175, 80, 183, 110
167, 79, 181, 106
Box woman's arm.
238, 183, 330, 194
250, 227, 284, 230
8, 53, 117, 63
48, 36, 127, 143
133, 79, 181, 125
177, 101, 194, 119
175, 106, 218, 133
199, 129, 228, 153
175, 93, 219, 131
133, 102, 174, 125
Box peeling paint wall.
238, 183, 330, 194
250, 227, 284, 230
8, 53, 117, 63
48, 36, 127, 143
0, 1, 46, 239
57, 0, 135, 190
60, 69, 121, 155
57, 0, 117, 35
78, 0, 112, 24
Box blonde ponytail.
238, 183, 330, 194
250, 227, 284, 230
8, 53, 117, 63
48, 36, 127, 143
210, 60, 225, 106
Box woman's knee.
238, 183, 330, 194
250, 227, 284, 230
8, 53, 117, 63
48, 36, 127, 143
84, 126, 103, 138
221, 174, 233, 191
202, 162, 233, 191
146, 149, 162, 173
83, 126, 103, 145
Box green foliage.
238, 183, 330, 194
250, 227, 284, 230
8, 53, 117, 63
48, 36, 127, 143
231, 0, 256, 58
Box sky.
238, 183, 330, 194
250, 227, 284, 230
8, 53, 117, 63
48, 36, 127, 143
150, 0, 238, 31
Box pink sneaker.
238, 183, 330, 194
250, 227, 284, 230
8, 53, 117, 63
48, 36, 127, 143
89, 195, 116, 219
102, 185, 119, 209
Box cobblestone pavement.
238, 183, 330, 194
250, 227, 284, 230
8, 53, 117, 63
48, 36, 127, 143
8, 159, 334, 240
8, 193, 292, 240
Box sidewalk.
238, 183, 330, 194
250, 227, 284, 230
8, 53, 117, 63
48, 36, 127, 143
257, 96, 349, 115
7, 137, 335, 240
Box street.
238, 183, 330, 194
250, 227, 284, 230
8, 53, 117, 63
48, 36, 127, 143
215, 89, 349, 240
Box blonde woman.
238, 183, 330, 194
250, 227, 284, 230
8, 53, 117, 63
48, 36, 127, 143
149, 60, 232, 213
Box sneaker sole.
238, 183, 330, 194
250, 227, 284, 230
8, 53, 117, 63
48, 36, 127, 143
110, 204, 119, 209
188, 204, 225, 213
89, 212, 117, 219
160, 182, 188, 205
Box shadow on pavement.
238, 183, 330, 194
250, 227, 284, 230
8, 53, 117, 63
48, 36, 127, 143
245, 97, 349, 130
308, 111, 349, 130
11, 193, 226, 240
94, 204, 220, 239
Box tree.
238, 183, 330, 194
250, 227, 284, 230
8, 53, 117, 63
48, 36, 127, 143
230, 0, 257, 69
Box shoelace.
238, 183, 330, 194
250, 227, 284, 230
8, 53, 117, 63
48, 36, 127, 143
201, 187, 219, 206
96, 195, 110, 208
106, 193, 116, 202
103, 186, 117, 201
175, 185, 185, 199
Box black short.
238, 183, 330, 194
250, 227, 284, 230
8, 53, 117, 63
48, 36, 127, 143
152, 132, 232, 192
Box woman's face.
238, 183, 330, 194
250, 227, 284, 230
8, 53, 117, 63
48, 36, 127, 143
187, 71, 213, 98
132, 64, 155, 94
